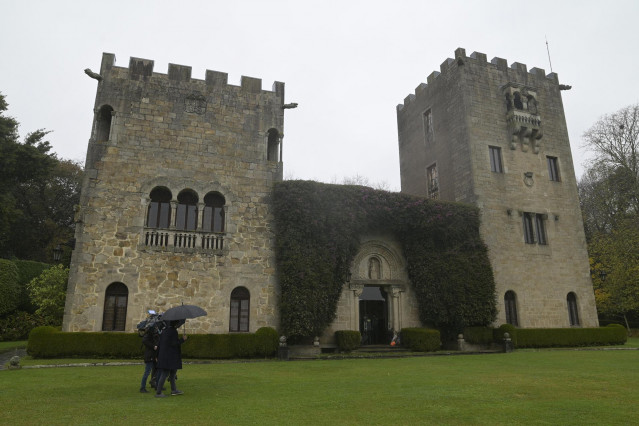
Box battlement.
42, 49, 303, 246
397, 48, 558, 112
99, 52, 284, 95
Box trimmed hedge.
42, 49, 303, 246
463, 326, 495, 345
28, 326, 279, 359
401, 328, 441, 352
463, 324, 629, 349
504, 324, 627, 348
335, 330, 361, 352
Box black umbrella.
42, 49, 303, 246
161, 304, 207, 336
162, 304, 207, 321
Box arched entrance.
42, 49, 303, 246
359, 286, 389, 345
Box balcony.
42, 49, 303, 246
142, 228, 226, 255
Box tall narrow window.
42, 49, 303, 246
567, 292, 580, 326
523, 213, 535, 244
202, 192, 225, 233
102, 282, 128, 331
547, 156, 560, 181
427, 164, 438, 199
489, 146, 503, 173
95, 105, 114, 142
176, 190, 198, 231
147, 187, 172, 229
523, 212, 548, 245
230, 287, 250, 332
504, 290, 519, 326
267, 128, 280, 161
535, 214, 547, 245
423, 109, 433, 143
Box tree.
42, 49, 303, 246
589, 218, 639, 330
582, 103, 639, 220
580, 104, 639, 328
0, 92, 82, 262
27, 264, 69, 325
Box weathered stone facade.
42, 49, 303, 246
397, 48, 598, 328
63, 54, 285, 333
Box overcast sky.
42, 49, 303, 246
2, 0, 638, 191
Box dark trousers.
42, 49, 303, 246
155, 369, 177, 394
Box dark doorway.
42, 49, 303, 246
359, 286, 389, 345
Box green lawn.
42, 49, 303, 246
1, 349, 638, 425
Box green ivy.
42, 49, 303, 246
272, 181, 497, 339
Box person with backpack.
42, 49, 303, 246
140, 322, 160, 393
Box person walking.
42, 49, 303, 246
155, 320, 188, 398
140, 325, 159, 393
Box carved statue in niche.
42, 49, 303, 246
368, 257, 381, 280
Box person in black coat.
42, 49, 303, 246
139, 326, 159, 393
155, 320, 188, 397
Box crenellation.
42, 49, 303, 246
510, 62, 527, 73
470, 51, 487, 63
426, 70, 440, 85
491, 57, 508, 71
168, 63, 192, 82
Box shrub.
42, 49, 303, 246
0, 259, 20, 317
0, 311, 49, 341
463, 326, 495, 345
14, 260, 51, 313
27, 327, 280, 359
401, 327, 441, 352
491, 324, 627, 348
27, 264, 68, 325
335, 330, 361, 352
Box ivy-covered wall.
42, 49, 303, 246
272, 180, 497, 339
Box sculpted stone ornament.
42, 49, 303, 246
84, 68, 103, 81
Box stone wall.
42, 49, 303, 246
63, 54, 285, 333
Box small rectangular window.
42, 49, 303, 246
523, 213, 535, 244
423, 109, 433, 143
547, 156, 560, 181
535, 214, 547, 245
489, 146, 503, 173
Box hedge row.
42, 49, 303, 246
335, 330, 361, 352
28, 326, 279, 359
462, 324, 628, 348
400, 328, 441, 352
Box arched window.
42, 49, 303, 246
230, 287, 250, 332
102, 282, 128, 331
504, 290, 519, 326
267, 128, 280, 161
176, 190, 198, 231
96, 105, 114, 142
203, 192, 225, 233
147, 187, 172, 229
567, 292, 580, 326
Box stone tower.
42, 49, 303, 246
62, 53, 286, 333
396, 48, 598, 328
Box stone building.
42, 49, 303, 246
396, 48, 598, 328
63, 49, 597, 341
62, 53, 285, 334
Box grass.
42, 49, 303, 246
1, 348, 638, 425
0, 340, 27, 353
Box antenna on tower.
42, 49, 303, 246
545, 35, 554, 73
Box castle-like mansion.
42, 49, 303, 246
62, 49, 598, 343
